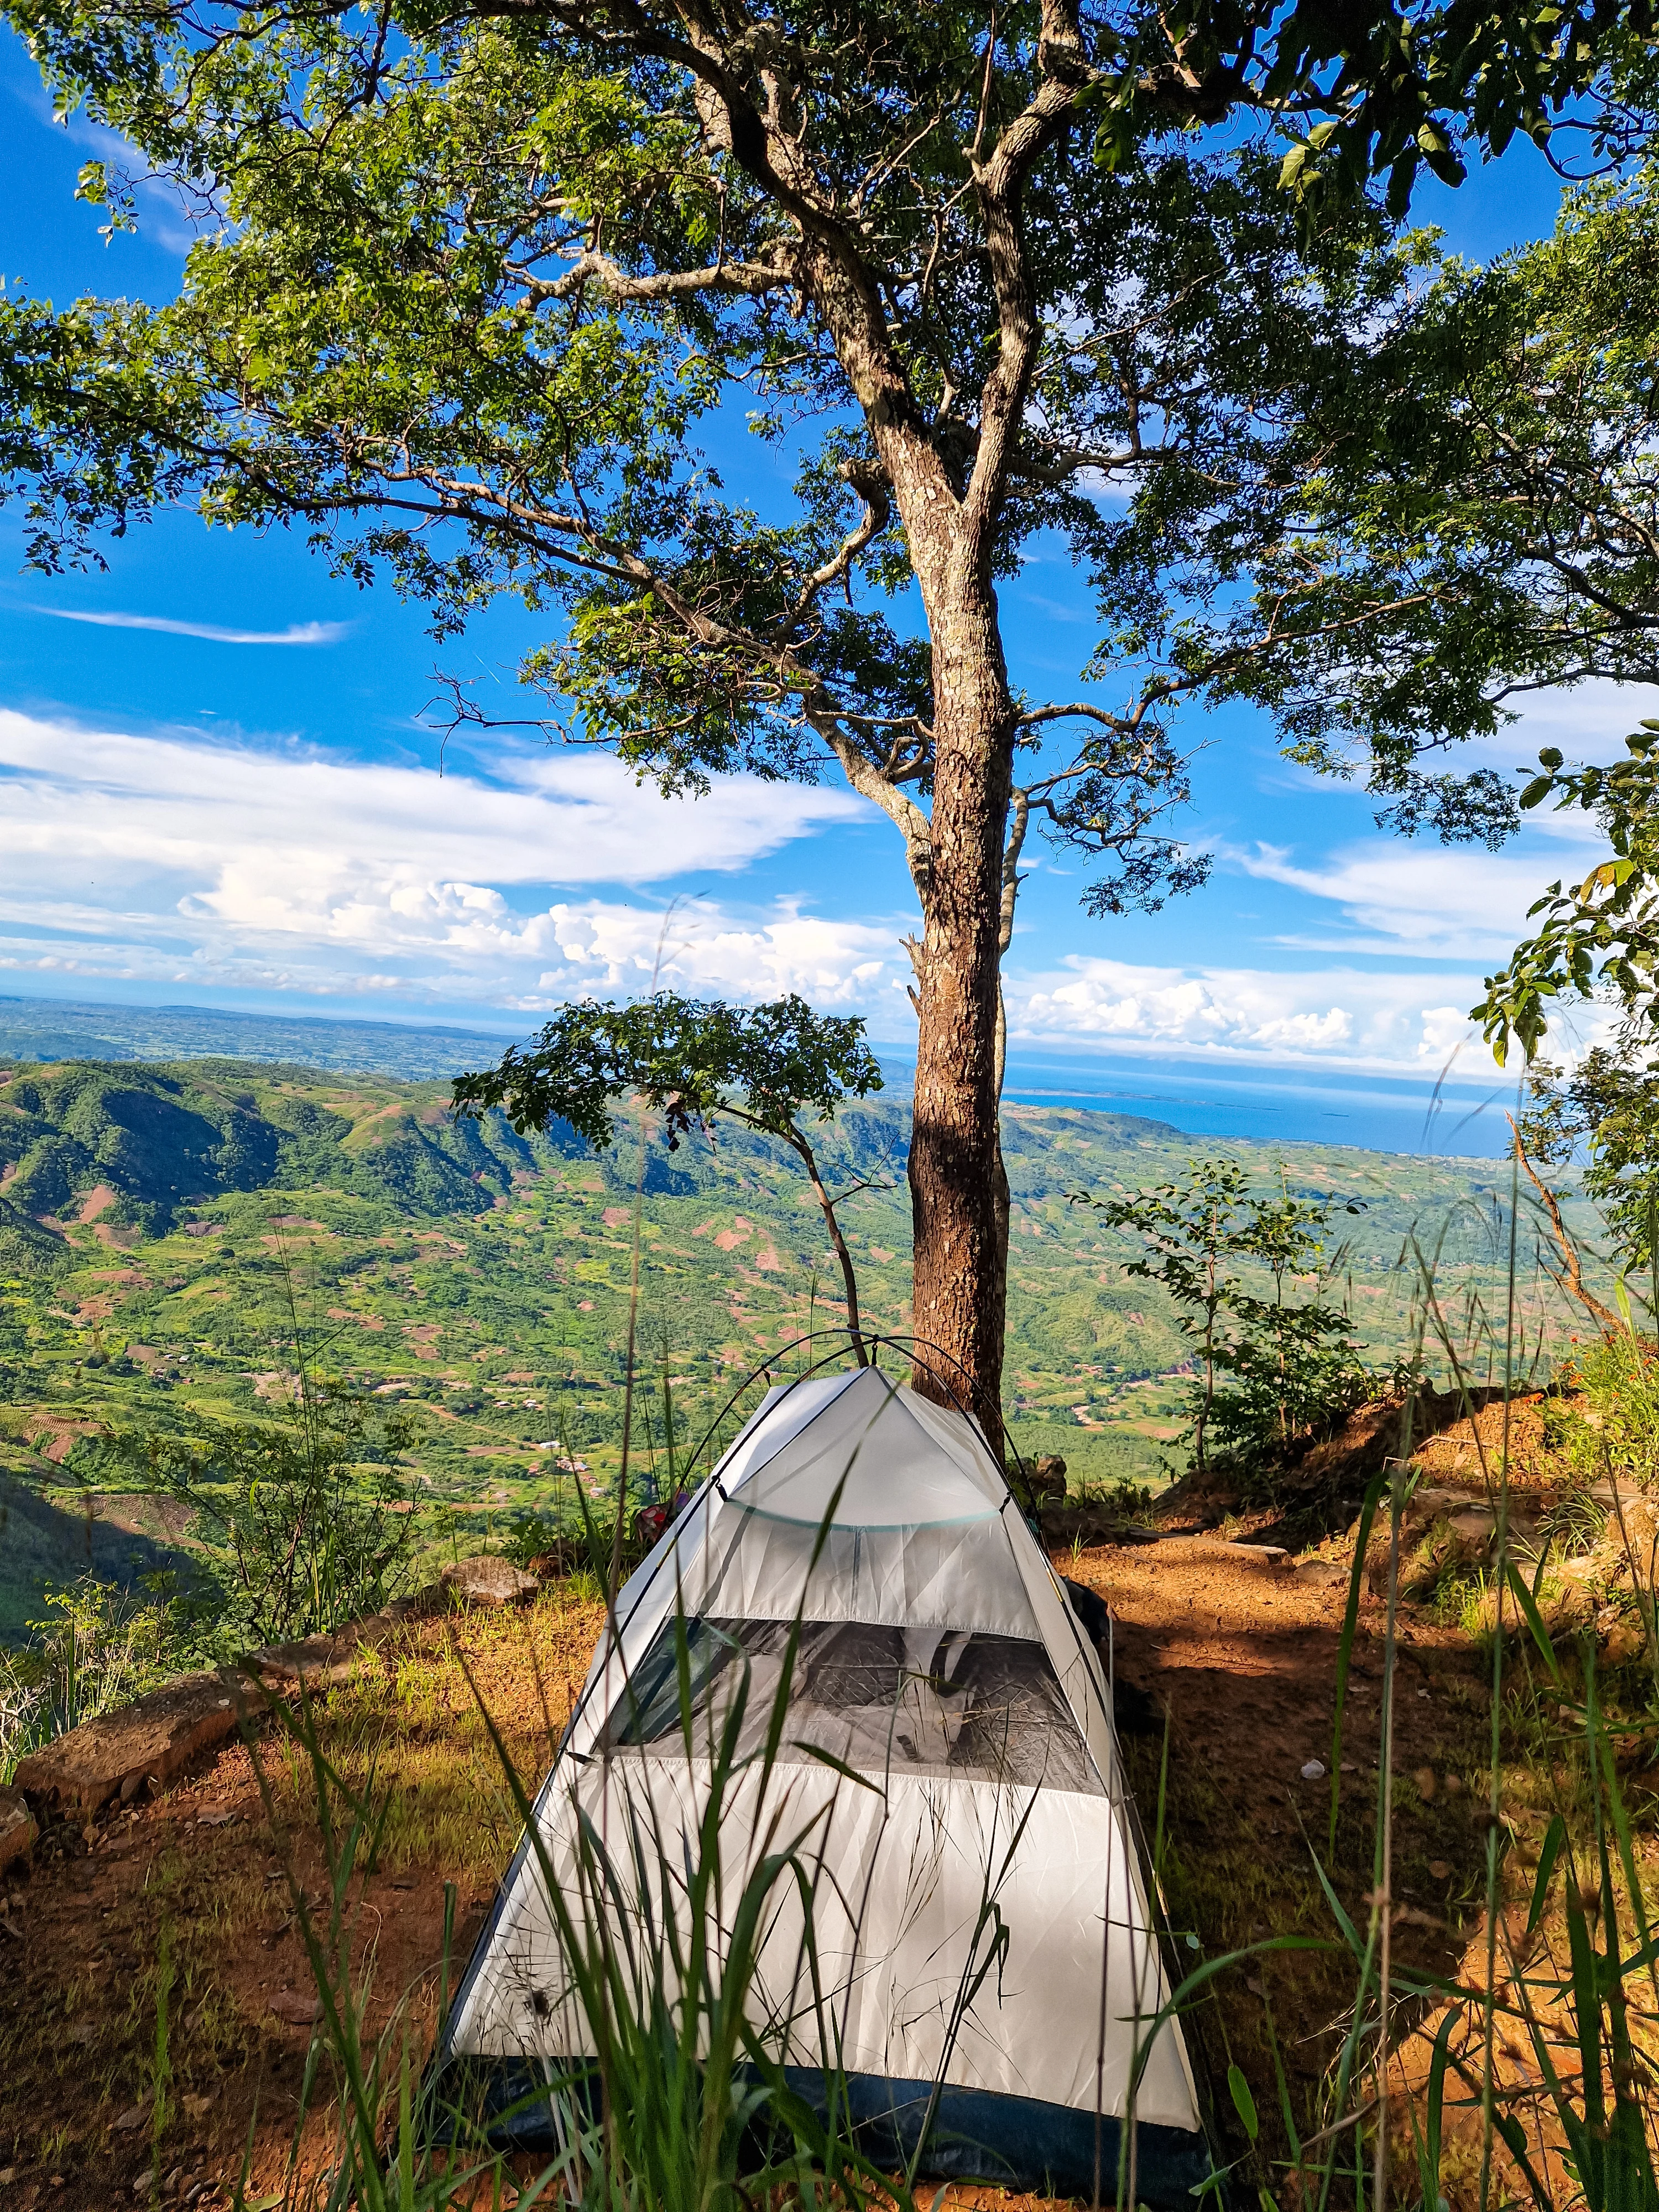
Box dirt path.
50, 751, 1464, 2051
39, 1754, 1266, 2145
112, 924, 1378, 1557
1070, 1534, 1500, 2188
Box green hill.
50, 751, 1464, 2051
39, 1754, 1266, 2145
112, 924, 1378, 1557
0, 1055, 1591, 1640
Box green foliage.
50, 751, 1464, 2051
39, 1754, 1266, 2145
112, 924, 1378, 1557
1479, 725, 1659, 1066
0, 1568, 197, 1780
0, 4, 1624, 921
1072, 1159, 1373, 1478
107, 1375, 419, 1647
1069, 1160, 1252, 1473
1514, 1033, 1659, 1288
1564, 1332, 1659, 1498
453, 992, 881, 1154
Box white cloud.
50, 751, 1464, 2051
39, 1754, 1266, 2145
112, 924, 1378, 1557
0, 708, 890, 1008
1222, 838, 1555, 959
1007, 954, 1623, 1074
32, 609, 350, 646
1011, 957, 1477, 1072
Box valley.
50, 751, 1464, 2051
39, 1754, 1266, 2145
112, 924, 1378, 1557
0, 1050, 1601, 1642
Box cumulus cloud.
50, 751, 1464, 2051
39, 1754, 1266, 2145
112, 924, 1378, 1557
32, 609, 351, 646
0, 708, 889, 1008
1011, 957, 1491, 1073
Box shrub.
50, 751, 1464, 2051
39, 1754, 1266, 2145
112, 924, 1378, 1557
0, 1570, 197, 1778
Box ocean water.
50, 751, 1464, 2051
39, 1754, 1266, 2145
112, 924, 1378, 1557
885, 1050, 1525, 1161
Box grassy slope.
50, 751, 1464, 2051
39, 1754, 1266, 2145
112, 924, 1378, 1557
0, 1055, 1592, 1639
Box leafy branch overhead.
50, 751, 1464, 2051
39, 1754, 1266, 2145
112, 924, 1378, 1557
0, 4, 1640, 906
453, 993, 887, 1359
1475, 724, 1659, 1066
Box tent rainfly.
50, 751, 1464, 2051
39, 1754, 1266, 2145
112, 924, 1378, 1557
435, 1365, 1215, 2204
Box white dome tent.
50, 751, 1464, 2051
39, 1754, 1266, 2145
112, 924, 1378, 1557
434, 1361, 1215, 2204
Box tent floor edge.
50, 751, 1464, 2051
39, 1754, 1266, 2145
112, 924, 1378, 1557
421, 2055, 1219, 2210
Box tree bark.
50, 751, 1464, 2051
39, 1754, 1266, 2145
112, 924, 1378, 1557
906, 575, 1015, 1429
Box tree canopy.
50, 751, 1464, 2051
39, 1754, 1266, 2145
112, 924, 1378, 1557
2, 0, 1652, 1412
453, 990, 887, 1359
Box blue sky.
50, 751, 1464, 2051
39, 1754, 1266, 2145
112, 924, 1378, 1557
0, 31, 1645, 1152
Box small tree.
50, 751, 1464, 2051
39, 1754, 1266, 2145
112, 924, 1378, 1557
1070, 1160, 1254, 1475
1209, 1183, 1369, 1463
1073, 1159, 1365, 1477
112, 1381, 418, 1645
453, 992, 888, 1365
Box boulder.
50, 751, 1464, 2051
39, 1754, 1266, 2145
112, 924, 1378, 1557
1029, 1456, 1068, 1501
12, 1670, 253, 1814
0, 1785, 36, 1871
1597, 1605, 1649, 1667
1385, 1504, 1498, 1598
438, 1556, 539, 1608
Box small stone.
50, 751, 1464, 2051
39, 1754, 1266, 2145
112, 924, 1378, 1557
1300, 1759, 1327, 1781
112, 2103, 148, 2131
1429, 1859, 1452, 1881
119, 1770, 148, 1807
0, 1786, 36, 1874
1413, 1767, 1438, 1801
1444, 1772, 1463, 1797
268, 1988, 322, 2026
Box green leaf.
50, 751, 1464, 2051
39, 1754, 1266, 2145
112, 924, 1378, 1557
1505, 1561, 1564, 1686
1527, 1813, 1567, 1937
1227, 2062, 1259, 2143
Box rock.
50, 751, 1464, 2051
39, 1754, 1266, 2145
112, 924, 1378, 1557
1300, 1759, 1327, 1781
1295, 1558, 1350, 1588
437, 1556, 539, 1608
268, 1988, 323, 2027
1597, 1606, 1648, 1667
1389, 1504, 1498, 1599
111, 2103, 148, 2132
1413, 1767, 1438, 1801
1428, 1859, 1451, 1881
1029, 1455, 1068, 1501
13, 1672, 255, 1814
0, 1785, 36, 1872
254, 1608, 406, 1687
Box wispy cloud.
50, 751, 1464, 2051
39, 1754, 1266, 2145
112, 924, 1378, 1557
32, 609, 350, 646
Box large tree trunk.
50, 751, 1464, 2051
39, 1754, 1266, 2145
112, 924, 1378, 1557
907, 579, 1014, 1431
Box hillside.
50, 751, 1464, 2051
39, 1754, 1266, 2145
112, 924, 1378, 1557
0, 995, 514, 1080
0, 1053, 1596, 1640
